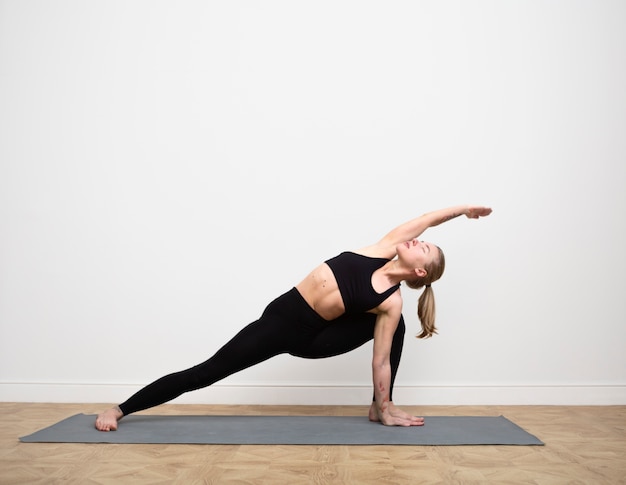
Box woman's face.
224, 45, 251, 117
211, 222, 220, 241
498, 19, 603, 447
397, 239, 438, 275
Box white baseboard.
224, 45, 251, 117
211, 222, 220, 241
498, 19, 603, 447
1, 382, 625, 405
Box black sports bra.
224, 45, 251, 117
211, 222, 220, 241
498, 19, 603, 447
325, 252, 399, 314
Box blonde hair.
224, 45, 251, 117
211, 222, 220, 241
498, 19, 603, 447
406, 246, 445, 339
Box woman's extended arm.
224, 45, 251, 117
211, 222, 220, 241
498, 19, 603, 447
378, 205, 492, 249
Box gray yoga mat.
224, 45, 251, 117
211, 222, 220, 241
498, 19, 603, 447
20, 414, 543, 445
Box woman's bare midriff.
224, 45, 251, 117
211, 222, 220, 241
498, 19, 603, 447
295, 263, 346, 321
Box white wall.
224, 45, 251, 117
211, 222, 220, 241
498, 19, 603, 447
1, 0, 624, 406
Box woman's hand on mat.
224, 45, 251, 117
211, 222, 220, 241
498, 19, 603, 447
369, 402, 424, 427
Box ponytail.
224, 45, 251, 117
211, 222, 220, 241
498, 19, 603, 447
416, 285, 437, 339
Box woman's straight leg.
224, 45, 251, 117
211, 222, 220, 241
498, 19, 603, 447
118, 289, 317, 416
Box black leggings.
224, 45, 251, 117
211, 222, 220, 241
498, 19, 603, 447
118, 288, 406, 415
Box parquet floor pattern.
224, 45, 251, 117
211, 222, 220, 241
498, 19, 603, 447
1, 403, 624, 484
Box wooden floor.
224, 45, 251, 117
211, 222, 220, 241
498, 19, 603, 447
1, 403, 624, 484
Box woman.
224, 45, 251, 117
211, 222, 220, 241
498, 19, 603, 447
96, 204, 492, 431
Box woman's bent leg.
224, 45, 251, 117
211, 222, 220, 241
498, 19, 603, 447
291, 313, 406, 401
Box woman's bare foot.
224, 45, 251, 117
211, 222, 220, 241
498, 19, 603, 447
95, 406, 124, 431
